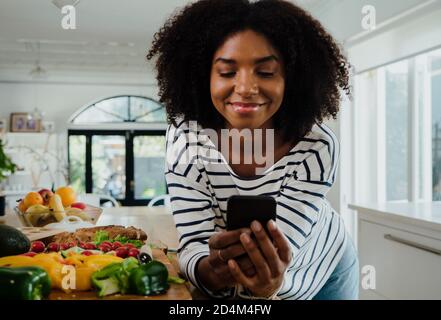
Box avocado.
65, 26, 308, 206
0, 225, 31, 257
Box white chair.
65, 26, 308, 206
147, 194, 171, 210
77, 193, 120, 208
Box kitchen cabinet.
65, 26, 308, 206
350, 203, 441, 300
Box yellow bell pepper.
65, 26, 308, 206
0, 255, 35, 267
64, 255, 86, 268
0, 253, 126, 293
75, 267, 95, 291
83, 255, 123, 270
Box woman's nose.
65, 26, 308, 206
234, 72, 258, 96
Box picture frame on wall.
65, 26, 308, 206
10, 113, 41, 133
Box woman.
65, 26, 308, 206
147, 0, 358, 300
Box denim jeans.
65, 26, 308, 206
312, 235, 359, 300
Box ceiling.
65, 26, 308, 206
0, 0, 326, 78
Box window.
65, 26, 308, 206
68, 96, 167, 206
431, 55, 441, 200
71, 96, 166, 123
354, 48, 441, 202
385, 60, 408, 201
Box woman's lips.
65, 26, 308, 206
227, 102, 266, 114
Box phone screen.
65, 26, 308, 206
226, 195, 277, 231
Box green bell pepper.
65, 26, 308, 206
91, 263, 122, 297
129, 260, 169, 296
91, 257, 139, 297
0, 266, 51, 300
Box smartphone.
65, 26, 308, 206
226, 195, 277, 231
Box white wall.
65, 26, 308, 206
315, 0, 429, 42
0, 81, 159, 134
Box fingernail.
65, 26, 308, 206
241, 233, 250, 244
268, 220, 277, 231
228, 260, 236, 270
252, 220, 261, 232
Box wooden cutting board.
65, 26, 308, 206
48, 248, 192, 300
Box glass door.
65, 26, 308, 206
91, 135, 126, 200
133, 134, 166, 201
68, 130, 166, 206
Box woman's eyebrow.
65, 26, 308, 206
214, 55, 279, 65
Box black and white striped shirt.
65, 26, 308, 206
165, 120, 347, 300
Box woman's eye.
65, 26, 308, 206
257, 71, 274, 78
219, 72, 236, 78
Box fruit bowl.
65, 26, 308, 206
15, 187, 103, 229
15, 204, 103, 228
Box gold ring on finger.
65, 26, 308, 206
217, 249, 226, 263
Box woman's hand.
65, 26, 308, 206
227, 220, 292, 298
197, 228, 256, 292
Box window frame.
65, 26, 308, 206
69, 95, 167, 124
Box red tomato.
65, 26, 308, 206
101, 241, 113, 247
98, 244, 112, 253
127, 248, 140, 258
124, 243, 135, 249
67, 241, 77, 249
115, 247, 129, 258
82, 251, 93, 256
30, 241, 45, 253
47, 242, 60, 252
83, 242, 97, 250
112, 241, 122, 250
60, 243, 70, 251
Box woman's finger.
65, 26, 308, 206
240, 233, 272, 281
221, 242, 248, 260
235, 255, 256, 276
227, 259, 253, 289
251, 220, 283, 277
268, 220, 292, 264
209, 228, 252, 249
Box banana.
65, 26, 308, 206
66, 207, 91, 221
25, 204, 50, 215
25, 204, 52, 227
49, 194, 66, 222
24, 211, 53, 227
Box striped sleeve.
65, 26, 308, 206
276, 131, 341, 299
164, 124, 235, 298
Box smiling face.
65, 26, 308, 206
210, 29, 285, 130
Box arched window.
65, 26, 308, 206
68, 95, 167, 206
70, 95, 166, 124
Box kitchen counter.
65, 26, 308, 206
349, 202, 441, 233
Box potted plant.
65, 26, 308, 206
0, 138, 17, 215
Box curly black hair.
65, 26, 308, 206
147, 0, 350, 142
